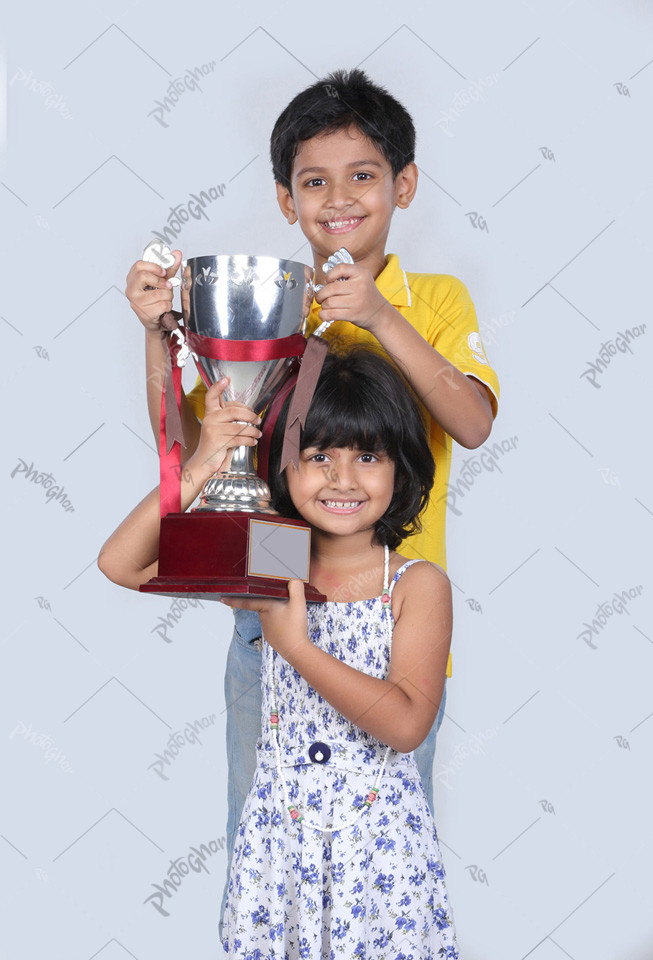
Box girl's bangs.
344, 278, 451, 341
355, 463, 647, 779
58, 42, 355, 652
301, 379, 398, 455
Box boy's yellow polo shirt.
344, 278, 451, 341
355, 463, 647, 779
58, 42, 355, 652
186, 254, 500, 673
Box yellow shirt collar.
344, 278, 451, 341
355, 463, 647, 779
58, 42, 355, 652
374, 254, 411, 308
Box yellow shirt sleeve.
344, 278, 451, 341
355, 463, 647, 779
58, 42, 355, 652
412, 272, 500, 417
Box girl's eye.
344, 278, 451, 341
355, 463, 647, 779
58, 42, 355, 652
308, 452, 328, 463
358, 453, 378, 463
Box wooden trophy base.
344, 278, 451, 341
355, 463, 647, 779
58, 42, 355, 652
140, 511, 326, 602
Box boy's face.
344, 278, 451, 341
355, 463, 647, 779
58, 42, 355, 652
276, 126, 417, 276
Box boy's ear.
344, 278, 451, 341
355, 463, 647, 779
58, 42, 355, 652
394, 162, 418, 210
276, 182, 298, 224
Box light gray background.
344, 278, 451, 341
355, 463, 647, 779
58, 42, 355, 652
2, 2, 652, 958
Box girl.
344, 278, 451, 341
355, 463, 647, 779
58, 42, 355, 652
99, 347, 458, 959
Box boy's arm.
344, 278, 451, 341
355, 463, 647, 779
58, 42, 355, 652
225, 562, 452, 754
316, 265, 494, 449
98, 381, 261, 590
125, 252, 202, 452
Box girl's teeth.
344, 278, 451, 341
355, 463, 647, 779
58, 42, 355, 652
324, 500, 361, 508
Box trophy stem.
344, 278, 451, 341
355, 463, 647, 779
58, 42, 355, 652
194, 443, 275, 513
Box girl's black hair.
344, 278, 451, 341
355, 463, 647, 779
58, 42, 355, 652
270, 68, 416, 192
268, 346, 434, 550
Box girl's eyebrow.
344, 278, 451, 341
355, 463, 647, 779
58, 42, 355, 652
295, 159, 385, 178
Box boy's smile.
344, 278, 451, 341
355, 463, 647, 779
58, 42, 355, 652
276, 126, 417, 277
320, 215, 366, 235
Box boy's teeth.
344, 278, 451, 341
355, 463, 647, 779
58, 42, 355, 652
324, 218, 360, 228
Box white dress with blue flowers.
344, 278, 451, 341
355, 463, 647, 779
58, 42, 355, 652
221, 560, 459, 959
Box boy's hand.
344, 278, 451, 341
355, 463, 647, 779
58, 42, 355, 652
314, 262, 396, 334
184, 378, 261, 484
223, 579, 310, 660
125, 249, 183, 333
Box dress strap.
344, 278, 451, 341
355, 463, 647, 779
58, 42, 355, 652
388, 558, 430, 597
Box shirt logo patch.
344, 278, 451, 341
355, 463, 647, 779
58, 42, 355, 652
468, 332, 489, 365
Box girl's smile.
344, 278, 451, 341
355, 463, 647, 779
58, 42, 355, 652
319, 498, 364, 512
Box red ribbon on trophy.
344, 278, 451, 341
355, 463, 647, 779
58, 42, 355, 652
159, 329, 328, 518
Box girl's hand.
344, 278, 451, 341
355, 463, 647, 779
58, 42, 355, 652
223, 579, 310, 661
125, 250, 183, 333
314, 262, 397, 334
184, 378, 261, 485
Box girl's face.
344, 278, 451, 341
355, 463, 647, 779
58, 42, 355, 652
286, 445, 395, 541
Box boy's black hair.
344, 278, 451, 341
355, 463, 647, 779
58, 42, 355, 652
270, 68, 416, 192
268, 346, 434, 550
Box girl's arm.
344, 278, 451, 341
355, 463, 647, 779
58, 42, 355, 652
97, 380, 261, 590
227, 562, 452, 754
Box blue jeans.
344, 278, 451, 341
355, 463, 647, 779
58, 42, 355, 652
219, 609, 447, 935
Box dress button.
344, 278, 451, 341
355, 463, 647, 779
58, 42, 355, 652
308, 741, 331, 764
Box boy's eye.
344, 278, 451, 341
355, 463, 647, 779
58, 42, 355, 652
352, 172, 372, 181
306, 177, 326, 188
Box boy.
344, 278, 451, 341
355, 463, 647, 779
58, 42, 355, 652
125, 68, 499, 930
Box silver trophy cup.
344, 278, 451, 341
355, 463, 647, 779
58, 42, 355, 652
180, 255, 313, 513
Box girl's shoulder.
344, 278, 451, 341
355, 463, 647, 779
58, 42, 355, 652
389, 553, 450, 595
388, 554, 452, 624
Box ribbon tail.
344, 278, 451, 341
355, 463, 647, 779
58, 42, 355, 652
159, 337, 184, 517
279, 336, 328, 472
164, 345, 186, 453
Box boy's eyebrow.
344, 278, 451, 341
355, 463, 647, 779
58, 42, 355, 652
295, 159, 385, 177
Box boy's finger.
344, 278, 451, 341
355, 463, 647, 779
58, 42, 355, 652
314, 282, 350, 306
323, 262, 356, 282
164, 249, 183, 280
139, 269, 174, 290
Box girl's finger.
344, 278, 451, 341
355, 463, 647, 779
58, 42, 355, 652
287, 578, 307, 606
204, 378, 231, 412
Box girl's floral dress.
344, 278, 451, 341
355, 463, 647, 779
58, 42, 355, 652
221, 560, 459, 959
